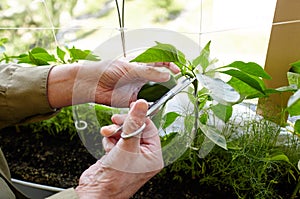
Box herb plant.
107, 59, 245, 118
287, 60, 300, 135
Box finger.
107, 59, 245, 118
140, 119, 161, 151
102, 137, 117, 153
119, 99, 148, 151
100, 124, 122, 137
111, 114, 127, 125
147, 62, 180, 74
134, 65, 171, 83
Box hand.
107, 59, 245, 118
48, 59, 179, 108
75, 99, 163, 199
93, 59, 180, 107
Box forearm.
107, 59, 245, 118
47, 64, 80, 108
47, 62, 108, 108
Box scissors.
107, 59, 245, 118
113, 76, 196, 139
115, 0, 126, 57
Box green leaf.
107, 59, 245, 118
199, 113, 208, 124
138, 84, 170, 101
198, 136, 216, 158
138, 76, 176, 101
0, 38, 8, 52
198, 97, 208, 110
177, 50, 187, 66
294, 119, 300, 134
287, 72, 300, 88
184, 115, 195, 134
0, 38, 8, 45
196, 74, 240, 105
275, 85, 298, 92
199, 124, 227, 150
17, 47, 56, 65
161, 132, 178, 147
57, 46, 66, 63
0, 38, 8, 53
31, 47, 49, 54
28, 52, 49, 65
16, 53, 31, 64
224, 61, 271, 79
69, 47, 100, 61
264, 153, 290, 163
32, 53, 56, 62
227, 77, 264, 99
130, 42, 186, 68
211, 104, 233, 122
290, 60, 300, 74
287, 89, 300, 116
94, 104, 115, 111
163, 112, 181, 129
192, 41, 211, 71
0, 53, 10, 63
221, 69, 266, 94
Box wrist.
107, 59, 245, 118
47, 64, 80, 108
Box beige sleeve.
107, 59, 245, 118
0, 64, 57, 129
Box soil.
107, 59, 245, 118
0, 126, 236, 199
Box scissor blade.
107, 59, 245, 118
146, 77, 195, 117
109, 77, 195, 137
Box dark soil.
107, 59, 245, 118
0, 126, 236, 198
0, 126, 96, 188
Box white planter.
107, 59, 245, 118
12, 178, 65, 199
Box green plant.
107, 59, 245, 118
131, 41, 300, 198
286, 60, 300, 135
131, 41, 273, 149
0, 45, 100, 65
25, 106, 77, 139
167, 119, 299, 198
0, 38, 118, 141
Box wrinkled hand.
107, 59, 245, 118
97, 60, 180, 107
73, 59, 179, 107
48, 59, 179, 109
75, 99, 163, 199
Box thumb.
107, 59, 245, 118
119, 99, 148, 152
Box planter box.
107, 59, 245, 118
12, 178, 64, 199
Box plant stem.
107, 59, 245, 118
190, 79, 199, 179
292, 176, 300, 199
192, 79, 199, 146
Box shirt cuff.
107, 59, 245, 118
1, 64, 57, 127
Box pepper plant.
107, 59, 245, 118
131, 41, 273, 152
